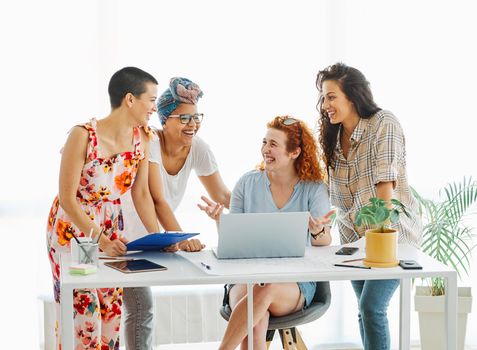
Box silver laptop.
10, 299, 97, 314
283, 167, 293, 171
213, 211, 309, 259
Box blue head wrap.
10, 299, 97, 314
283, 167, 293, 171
157, 77, 203, 125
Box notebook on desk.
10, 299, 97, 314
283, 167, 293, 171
213, 211, 309, 259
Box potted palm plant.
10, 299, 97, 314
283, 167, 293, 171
412, 177, 477, 350
355, 197, 410, 267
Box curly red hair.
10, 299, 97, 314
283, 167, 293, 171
258, 116, 325, 182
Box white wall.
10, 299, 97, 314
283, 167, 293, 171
1, 0, 476, 348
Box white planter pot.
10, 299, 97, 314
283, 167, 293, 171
414, 286, 472, 350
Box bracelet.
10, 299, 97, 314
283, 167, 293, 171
310, 227, 326, 240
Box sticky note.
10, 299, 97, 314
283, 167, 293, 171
69, 263, 97, 275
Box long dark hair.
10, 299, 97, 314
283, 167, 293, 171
316, 63, 381, 169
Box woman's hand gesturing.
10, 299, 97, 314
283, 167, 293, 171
308, 210, 335, 239
197, 195, 224, 221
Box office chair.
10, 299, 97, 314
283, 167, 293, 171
220, 281, 331, 350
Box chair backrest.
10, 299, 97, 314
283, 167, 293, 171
219, 281, 331, 330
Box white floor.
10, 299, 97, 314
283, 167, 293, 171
155, 340, 363, 350
155, 343, 477, 350
156, 343, 351, 350
155, 343, 425, 350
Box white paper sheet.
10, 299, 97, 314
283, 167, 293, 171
177, 243, 372, 276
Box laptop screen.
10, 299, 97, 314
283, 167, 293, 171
216, 211, 309, 259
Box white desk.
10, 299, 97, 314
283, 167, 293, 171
60, 244, 457, 350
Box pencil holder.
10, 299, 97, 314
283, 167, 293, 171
71, 239, 99, 266
78, 242, 99, 266
71, 237, 90, 263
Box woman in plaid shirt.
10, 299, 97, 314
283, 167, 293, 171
316, 63, 422, 350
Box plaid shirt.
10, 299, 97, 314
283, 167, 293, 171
329, 110, 422, 247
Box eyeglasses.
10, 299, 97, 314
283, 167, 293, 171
168, 113, 204, 124
277, 116, 303, 142
278, 116, 300, 126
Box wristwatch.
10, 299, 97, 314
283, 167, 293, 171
310, 227, 326, 240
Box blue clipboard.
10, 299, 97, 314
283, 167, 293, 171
126, 232, 200, 251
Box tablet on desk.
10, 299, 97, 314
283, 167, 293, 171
104, 259, 167, 273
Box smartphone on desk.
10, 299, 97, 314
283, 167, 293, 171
104, 259, 167, 273
399, 260, 422, 270
335, 247, 359, 255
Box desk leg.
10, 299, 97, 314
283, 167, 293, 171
445, 273, 458, 350
60, 285, 74, 350
399, 278, 411, 350
247, 283, 254, 350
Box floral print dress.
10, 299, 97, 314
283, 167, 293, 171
46, 118, 145, 350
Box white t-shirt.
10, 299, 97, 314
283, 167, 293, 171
149, 135, 218, 210
121, 134, 218, 240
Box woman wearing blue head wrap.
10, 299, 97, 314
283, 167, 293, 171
122, 77, 231, 350
156, 77, 204, 125
151, 76, 230, 219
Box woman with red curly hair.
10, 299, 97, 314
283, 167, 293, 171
199, 116, 334, 350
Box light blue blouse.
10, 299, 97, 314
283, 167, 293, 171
227, 169, 330, 307
230, 170, 330, 244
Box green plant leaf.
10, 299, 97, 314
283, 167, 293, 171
410, 187, 426, 216
360, 213, 377, 226
390, 209, 399, 223
401, 206, 411, 218
356, 197, 397, 229
360, 207, 375, 216
390, 198, 405, 209
375, 206, 389, 224
442, 177, 477, 227
369, 197, 379, 206
422, 220, 473, 279
413, 177, 477, 287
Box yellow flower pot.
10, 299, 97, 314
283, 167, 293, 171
363, 228, 399, 268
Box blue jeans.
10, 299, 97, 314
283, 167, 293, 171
123, 287, 154, 350
351, 279, 399, 350
297, 282, 316, 308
